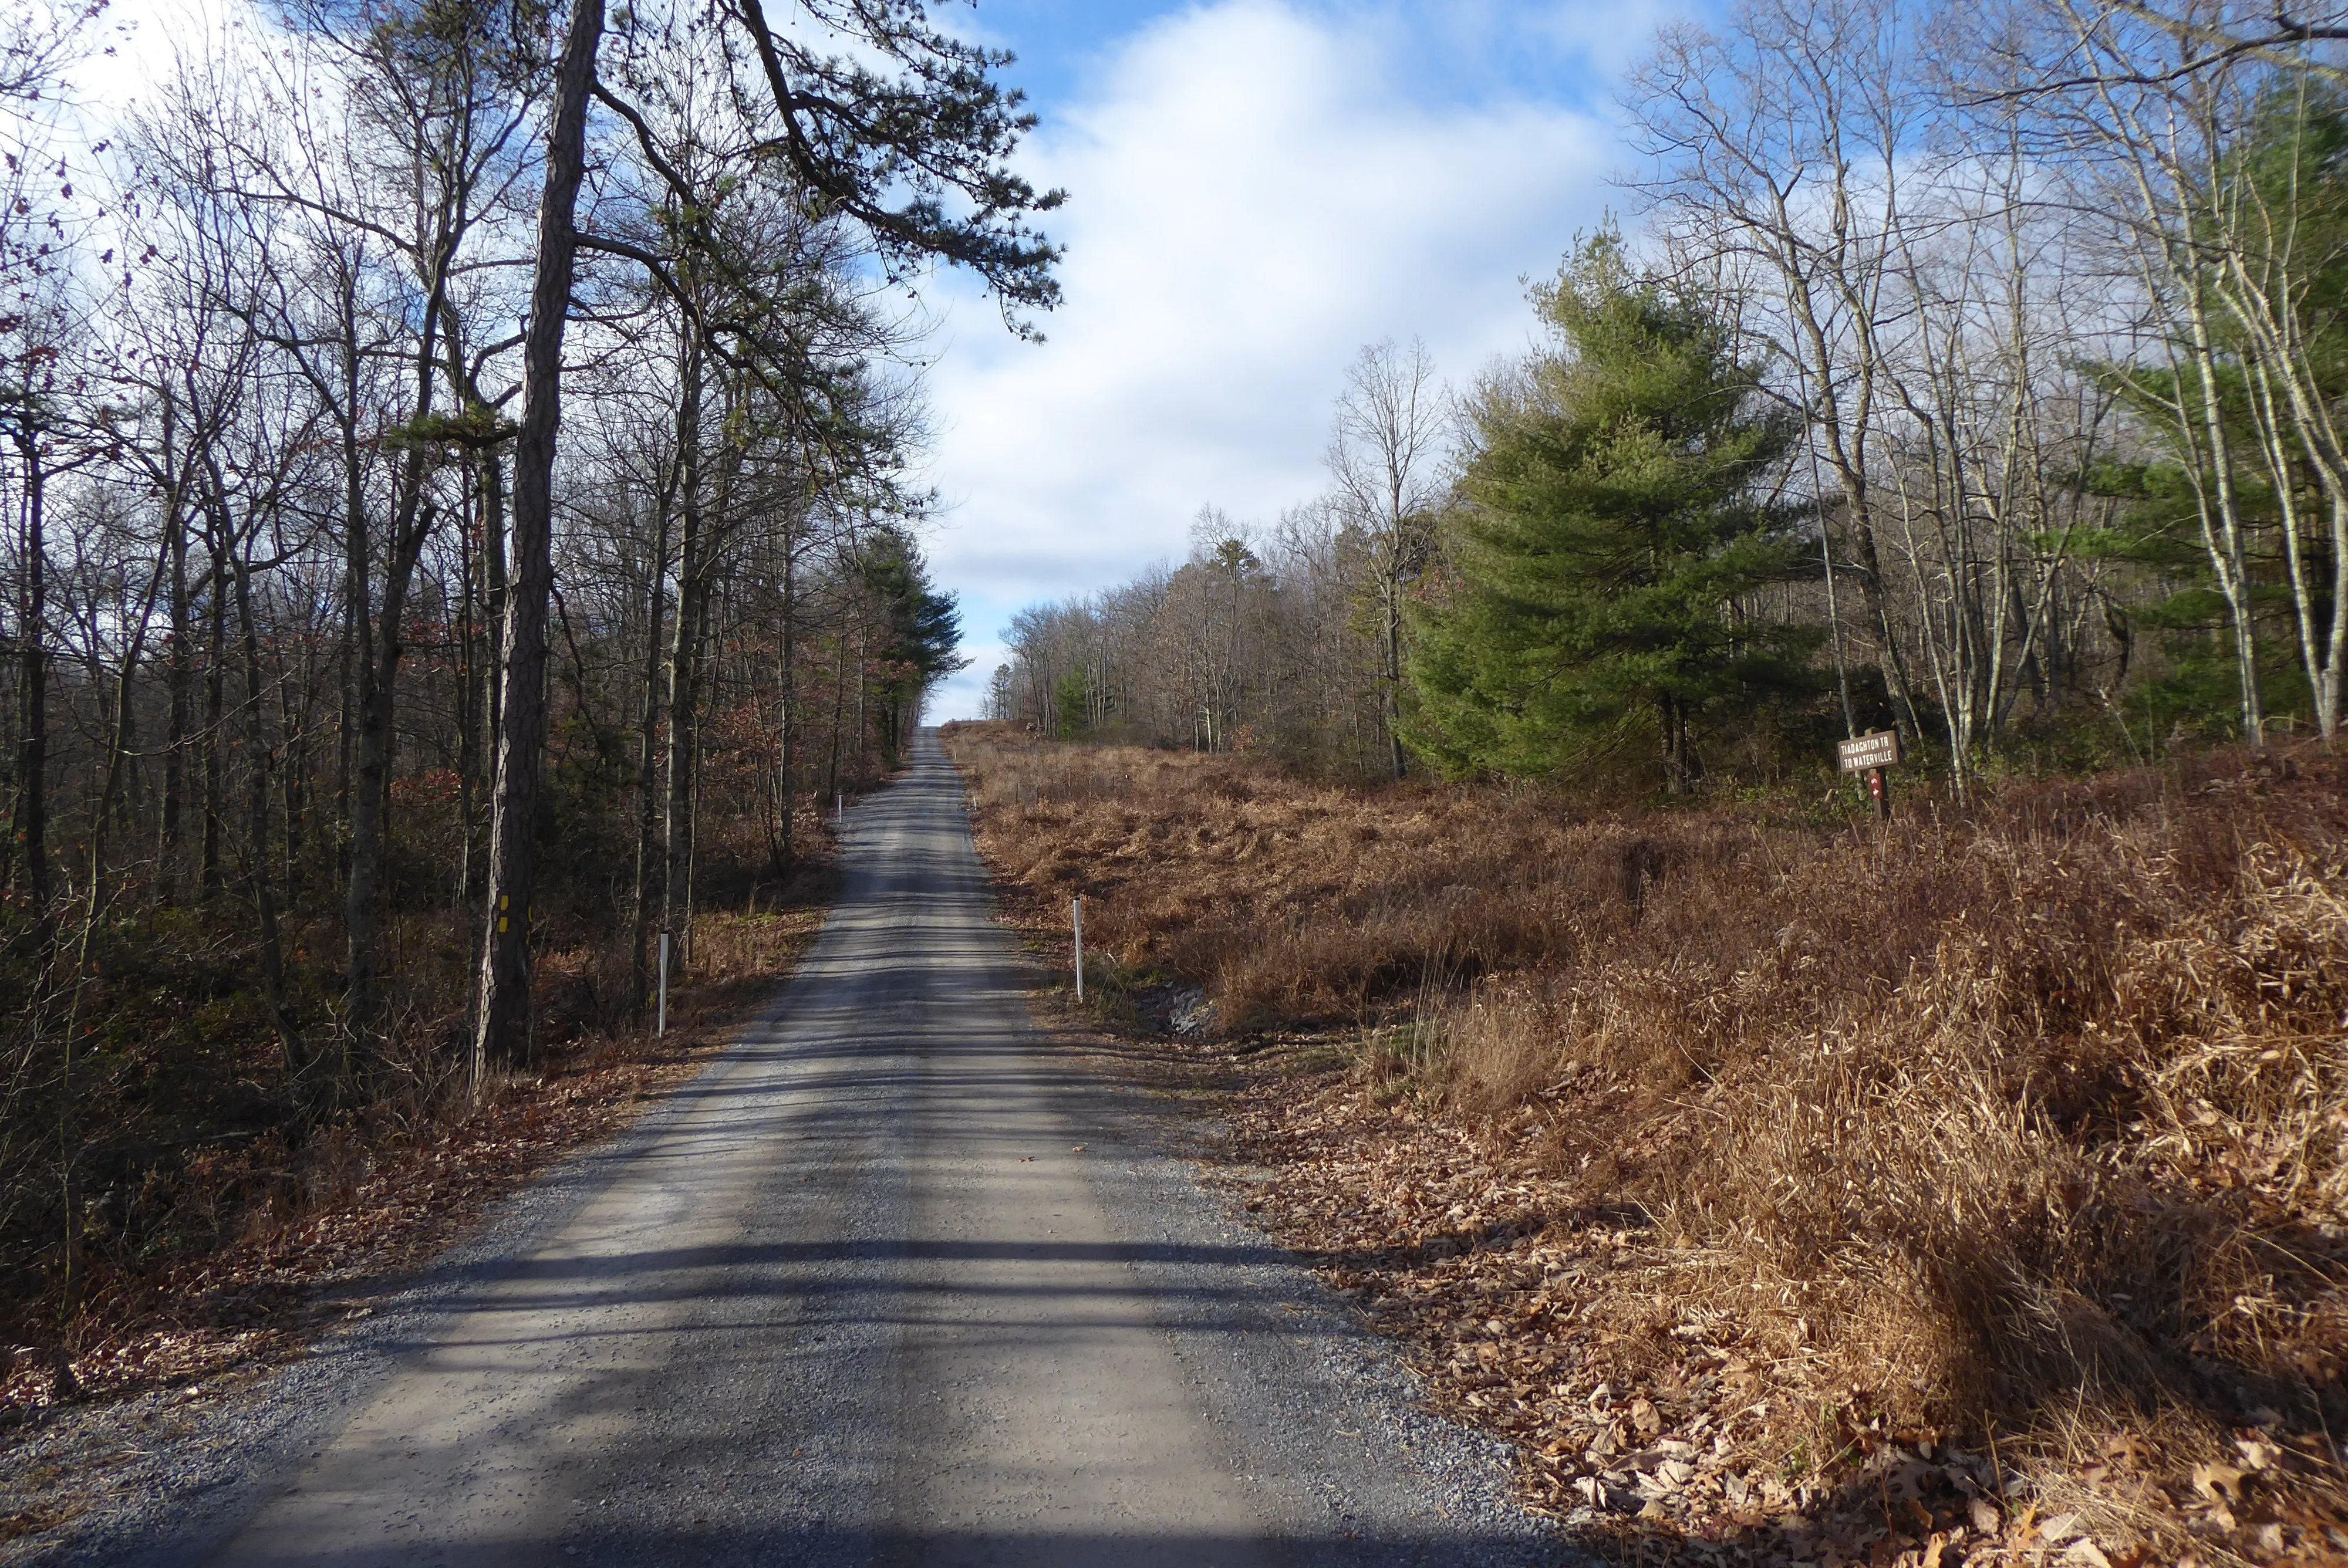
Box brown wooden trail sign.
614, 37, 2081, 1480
1837, 730, 1901, 773
1837, 730, 1900, 820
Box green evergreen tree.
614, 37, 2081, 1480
1405, 235, 1819, 792
1054, 671, 1090, 738
860, 526, 968, 765
2072, 455, 2305, 744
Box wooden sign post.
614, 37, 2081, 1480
1836, 729, 1901, 821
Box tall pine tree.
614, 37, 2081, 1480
1406, 235, 1818, 792
862, 526, 968, 766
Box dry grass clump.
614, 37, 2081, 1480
953, 729, 1678, 1025
945, 721, 2348, 1562
1529, 792, 2348, 1439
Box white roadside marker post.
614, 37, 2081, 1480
656, 930, 670, 1038
1073, 895, 1084, 1002
835, 790, 843, 824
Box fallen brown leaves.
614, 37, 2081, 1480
945, 721, 2348, 1567
1210, 1055, 2348, 1566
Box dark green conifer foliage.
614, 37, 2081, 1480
1406, 236, 1819, 792
861, 526, 969, 766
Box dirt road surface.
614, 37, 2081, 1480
43, 731, 1560, 1567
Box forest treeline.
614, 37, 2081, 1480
0, 0, 1049, 1327
993, 0, 2348, 795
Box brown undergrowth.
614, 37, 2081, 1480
943, 719, 2348, 1567
0, 857, 838, 1439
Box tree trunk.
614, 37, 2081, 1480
342, 558, 391, 1022
161, 491, 191, 900
278, 637, 309, 899
2181, 272, 2265, 743
683, 727, 702, 968
201, 541, 227, 901
457, 465, 478, 918
852, 623, 866, 779
474, 0, 605, 1080
1383, 575, 1405, 780
9, 425, 48, 927
628, 460, 674, 1021
346, 480, 436, 1029
478, 444, 507, 894
826, 627, 848, 802
1660, 696, 1689, 798
333, 583, 353, 889
154, 387, 191, 900
662, 340, 706, 976
774, 518, 797, 877
231, 530, 305, 1073
467, 441, 505, 948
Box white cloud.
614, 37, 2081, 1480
917, 0, 1620, 717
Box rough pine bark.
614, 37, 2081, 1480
474, 0, 604, 1079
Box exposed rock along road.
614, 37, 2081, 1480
107, 729, 1558, 1567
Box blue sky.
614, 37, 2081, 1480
915, 0, 1686, 717
76, 0, 1679, 719
967, 1, 1645, 115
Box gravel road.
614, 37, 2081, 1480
27, 729, 1568, 1567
